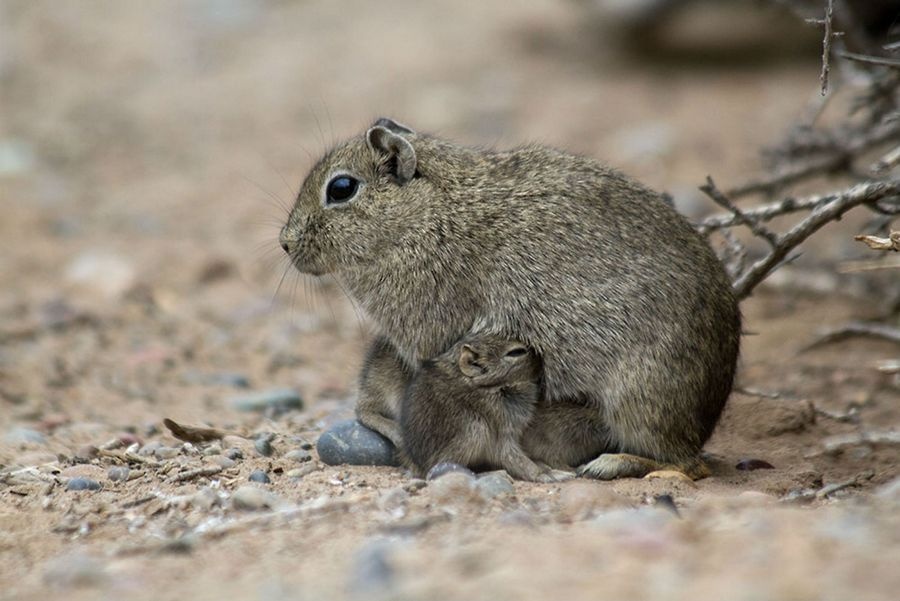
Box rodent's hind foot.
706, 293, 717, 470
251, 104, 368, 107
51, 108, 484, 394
576, 453, 661, 480
577, 453, 711, 481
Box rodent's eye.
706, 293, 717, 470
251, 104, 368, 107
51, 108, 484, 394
325, 175, 360, 205
505, 347, 528, 358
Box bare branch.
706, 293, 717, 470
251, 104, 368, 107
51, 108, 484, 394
729, 180, 900, 299
803, 321, 900, 350
838, 51, 900, 69
819, 0, 835, 95
699, 176, 779, 246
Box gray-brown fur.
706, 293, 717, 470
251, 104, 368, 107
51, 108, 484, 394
280, 118, 741, 480
399, 334, 572, 482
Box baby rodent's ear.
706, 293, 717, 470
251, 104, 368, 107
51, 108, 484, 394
366, 122, 417, 185
458, 344, 484, 378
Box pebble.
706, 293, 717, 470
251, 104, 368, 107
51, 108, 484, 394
254, 437, 274, 457
426, 462, 475, 481
138, 441, 162, 456
225, 447, 244, 461
4, 427, 46, 445
475, 472, 515, 500
229, 388, 303, 415
287, 464, 319, 479
428, 471, 478, 504
66, 477, 102, 492
201, 443, 222, 456
107, 466, 130, 482
736, 458, 775, 471
231, 485, 277, 510
211, 456, 236, 469
348, 539, 396, 595
316, 419, 399, 467
65, 251, 136, 299
285, 449, 312, 463
154, 446, 180, 460
248, 470, 270, 483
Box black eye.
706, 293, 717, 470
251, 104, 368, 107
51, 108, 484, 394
326, 175, 359, 205
505, 347, 528, 358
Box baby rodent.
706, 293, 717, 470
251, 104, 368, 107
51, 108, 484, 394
280, 118, 741, 479
399, 333, 572, 482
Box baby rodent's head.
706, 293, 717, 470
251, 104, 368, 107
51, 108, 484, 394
456, 336, 541, 388
279, 118, 437, 276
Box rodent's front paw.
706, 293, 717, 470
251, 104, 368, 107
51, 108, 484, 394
536, 469, 576, 483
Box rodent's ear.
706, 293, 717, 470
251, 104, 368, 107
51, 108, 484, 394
366, 125, 417, 185
371, 117, 415, 136
458, 344, 483, 378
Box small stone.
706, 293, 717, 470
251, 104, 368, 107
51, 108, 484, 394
653, 494, 681, 517
65, 251, 136, 299
426, 462, 475, 481
229, 388, 303, 415
66, 477, 102, 491
287, 464, 319, 479
735, 458, 775, 471
231, 485, 277, 510
154, 446, 180, 459
254, 438, 274, 457
4, 427, 46, 445
248, 469, 270, 483
348, 539, 395, 595
202, 443, 222, 456
225, 447, 244, 461
428, 471, 478, 504
285, 449, 312, 463
316, 419, 399, 467
138, 441, 162, 456
475, 472, 515, 499
107, 466, 130, 482
211, 456, 236, 469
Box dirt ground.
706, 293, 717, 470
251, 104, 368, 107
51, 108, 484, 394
1, 2, 898, 600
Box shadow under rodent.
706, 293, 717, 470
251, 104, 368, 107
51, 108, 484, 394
280, 117, 741, 480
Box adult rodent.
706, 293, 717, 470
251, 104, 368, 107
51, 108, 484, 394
399, 333, 572, 482
280, 118, 741, 479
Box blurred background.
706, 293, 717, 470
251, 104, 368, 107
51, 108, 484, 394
2, 2, 899, 601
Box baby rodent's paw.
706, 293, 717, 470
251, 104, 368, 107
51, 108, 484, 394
576, 453, 659, 480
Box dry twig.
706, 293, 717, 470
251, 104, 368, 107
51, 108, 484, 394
855, 231, 900, 251
803, 320, 900, 350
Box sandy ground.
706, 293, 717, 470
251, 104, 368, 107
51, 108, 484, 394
1, 2, 898, 600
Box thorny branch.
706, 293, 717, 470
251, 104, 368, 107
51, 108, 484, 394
697, 1, 900, 302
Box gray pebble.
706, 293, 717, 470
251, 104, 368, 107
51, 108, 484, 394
316, 419, 399, 467
4, 427, 46, 445
428, 471, 478, 504
475, 472, 515, 499
231, 485, 277, 510
212, 456, 236, 469
66, 477, 102, 491
254, 438, 274, 457
348, 539, 395, 595
249, 469, 270, 483
107, 466, 130, 482
285, 449, 312, 463
225, 447, 244, 461
229, 388, 303, 415
154, 446, 180, 460
427, 462, 475, 481
202, 443, 222, 456
287, 464, 319, 479
138, 441, 162, 456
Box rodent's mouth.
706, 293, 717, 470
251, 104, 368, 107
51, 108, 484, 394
289, 254, 330, 277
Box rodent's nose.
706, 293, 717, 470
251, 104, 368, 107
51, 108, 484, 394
280, 241, 290, 254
